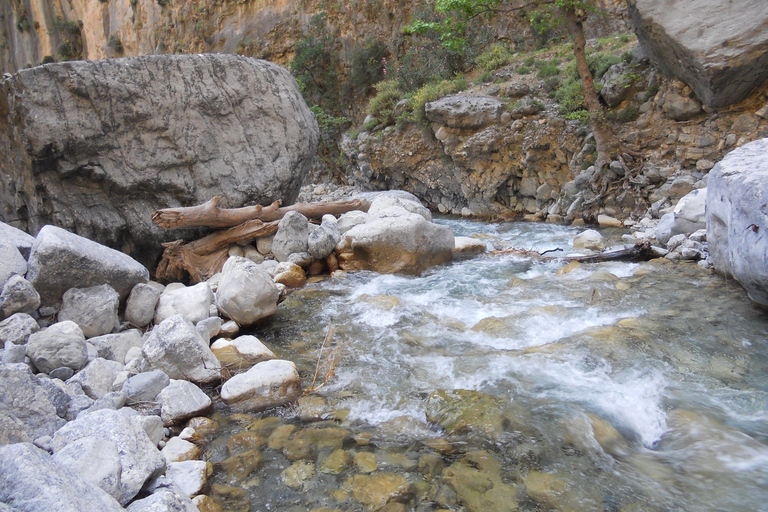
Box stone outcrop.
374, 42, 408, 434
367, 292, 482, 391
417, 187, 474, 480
0, 54, 319, 266
707, 139, 768, 306
627, 0, 768, 108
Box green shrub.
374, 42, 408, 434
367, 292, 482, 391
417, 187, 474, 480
476, 44, 515, 71
516, 65, 532, 75
108, 35, 123, 53
453, 75, 468, 91
587, 52, 622, 80
367, 79, 402, 124
607, 104, 640, 123
393, 38, 452, 93
57, 41, 79, 61
553, 76, 584, 114
16, 14, 31, 33
290, 13, 341, 111
42, 55, 55, 64
536, 64, 560, 78
349, 37, 388, 91
523, 55, 536, 67
49, 16, 80, 36
478, 70, 493, 83
364, 117, 379, 131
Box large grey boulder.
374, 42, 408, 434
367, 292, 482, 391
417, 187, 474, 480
307, 215, 341, 260
52, 437, 123, 501
425, 95, 503, 129
215, 256, 279, 326
0, 313, 39, 345
157, 380, 212, 427
628, 0, 768, 108
0, 222, 35, 258
656, 188, 707, 245
0, 55, 319, 266
52, 409, 166, 505
25, 321, 88, 374
154, 283, 214, 325
25, 225, 149, 306
707, 139, 768, 306
65, 357, 123, 400
0, 243, 27, 288
0, 363, 65, 444
272, 211, 310, 262
0, 443, 125, 512
58, 284, 120, 338
220, 359, 301, 412
142, 315, 221, 385
336, 207, 454, 275
0, 275, 40, 320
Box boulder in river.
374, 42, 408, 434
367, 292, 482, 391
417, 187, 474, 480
656, 188, 706, 245
707, 139, 768, 306
220, 359, 301, 412
157, 379, 213, 427
628, 0, 768, 108
0, 54, 319, 266
215, 256, 279, 326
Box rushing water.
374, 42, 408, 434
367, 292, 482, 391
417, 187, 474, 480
203, 219, 768, 512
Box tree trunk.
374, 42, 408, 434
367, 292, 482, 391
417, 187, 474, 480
562, 6, 619, 172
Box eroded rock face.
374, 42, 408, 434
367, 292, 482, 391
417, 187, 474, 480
628, 0, 768, 108
707, 139, 768, 306
0, 54, 319, 266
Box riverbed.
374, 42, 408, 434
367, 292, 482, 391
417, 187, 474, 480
202, 218, 768, 512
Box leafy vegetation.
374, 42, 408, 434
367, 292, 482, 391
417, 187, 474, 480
367, 79, 402, 124
476, 44, 515, 71
290, 13, 341, 112
16, 14, 31, 33
348, 37, 389, 92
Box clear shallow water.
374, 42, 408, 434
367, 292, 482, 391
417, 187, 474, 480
204, 219, 768, 512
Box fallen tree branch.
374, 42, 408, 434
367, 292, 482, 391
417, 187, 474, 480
492, 241, 656, 263
151, 196, 372, 230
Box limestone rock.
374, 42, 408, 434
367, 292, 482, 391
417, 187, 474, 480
220, 359, 301, 412
52, 437, 123, 500
122, 370, 171, 405
25, 225, 149, 306
454, 237, 488, 254
0, 243, 27, 288
0, 313, 39, 345
308, 218, 341, 260
0, 222, 35, 258
52, 409, 166, 505
88, 329, 143, 364
26, 321, 88, 374
599, 62, 634, 107
162, 437, 201, 464
425, 95, 503, 129
142, 315, 221, 385
125, 283, 163, 328
336, 210, 454, 275
350, 473, 410, 511
0, 275, 40, 320
0, 442, 124, 512
662, 94, 702, 121
337, 210, 370, 235
707, 139, 768, 306
368, 194, 432, 222
154, 283, 214, 325
211, 335, 275, 368
158, 380, 213, 427
126, 477, 199, 512
215, 257, 279, 326
272, 211, 310, 262
656, 188, 707, 245
273, 262, 307, 288
66, 357, 123, 400
628, 0, 768, 108
0, 55, 319, 267
58, 284, 120, 338
0, 363, 65, 444
167, 460, 210, 498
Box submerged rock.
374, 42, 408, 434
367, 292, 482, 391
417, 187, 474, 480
0, 55, 319, 266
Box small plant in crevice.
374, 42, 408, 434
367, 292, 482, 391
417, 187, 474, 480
16, 14, 31, 33
108, 34, 123, 53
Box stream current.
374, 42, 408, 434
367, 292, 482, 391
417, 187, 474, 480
203, 218, 768, 512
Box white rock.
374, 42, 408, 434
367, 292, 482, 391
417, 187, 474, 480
162, 437, 200, 464
0, 274, 40, 320
157, 380, 212, 427
0, 242, 27, 288
26, 320, 88, 374
166, 460, 209, 498
89, 329, 143, 364
125, 283, 163, 328
272, 211, 309, 262
0, 312, 40, 345
453, 236, 488, 254
572, 229, 606, 251
220, 359, 301, 412
66, 357, 124, 399
211, 335, 275, 368
215, 257, 279, 326
122, 370, 171, 404
336, 210, 369, 235
154, 283, 214, 325
58, 284, 120, 338
52, 436, 123, 500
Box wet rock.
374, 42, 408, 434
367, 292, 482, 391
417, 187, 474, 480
157, 380, 213, 426
89, 329, 143, 364
58, 284, 119, 338
454, 237, 487, 254
442, 450, 517, 512
167, 460, 211, 498
707, 139, 768, 306
122, 370, 171, 405
25, 226, 149, 306
125, 283, 163, 328
155, 283, 214, 325
26, 321, 88, 374
210, 484, 249, 512
221, 359, 301, 412
350, 473, 410, 511
656, 188, 706, 245
354, 452, 378, 473
280, 461, 315, 488
215, 449, 261, 485
0, 55, 318, 267
628, 0, 768, 108
0, 313, 39, 346
142, 315, 221, 385
0, 243, 27, 289
0, 222, 35, 258
0, 363, 66, 444
215, 257, 279, 326
66, 357, 123, 400
523, 470, 599, 512
52, 436, 122, 500
321, 449, 352, 474
597, 214, 623, 228
162, 437, 201, 464
274, 262, 308, 288
425, 95, 503, 129
0, 442, 124, 511
52, 409, 166, 505
273, 211, 310, 262
0, 275, 40, 320
211, 335, 275, 368
572, 229, 605, 251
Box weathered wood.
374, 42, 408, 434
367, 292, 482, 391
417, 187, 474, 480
154, 219, 280, 283
493, 241, 657, 263
151, 196, 371, 230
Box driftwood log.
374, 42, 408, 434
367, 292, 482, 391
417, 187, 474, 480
151, 196, 372, 230
492, 241, 658, 262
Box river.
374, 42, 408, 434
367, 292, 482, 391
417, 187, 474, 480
202, 218, 768, 512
